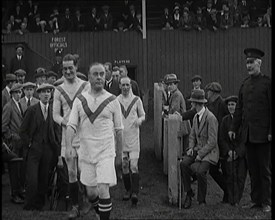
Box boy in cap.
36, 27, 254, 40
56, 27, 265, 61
20, 82, 39, 114
10, 44, 28, 74
219, 95, 247, 206
180, 89, 219, 209
2, 83, 25, 204
14, 68, 26, 84
20, 83, 60, 211
229, 48, 271, 212
2, 73, 17, 109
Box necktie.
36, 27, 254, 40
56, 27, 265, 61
27, 98, 31, 107
44, 105, 48, 120
197, 114, 200, 128
18, 102, 23, 116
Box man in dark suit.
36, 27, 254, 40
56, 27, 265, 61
2, 83, 25, 204
229, 48, 271, 213
10, 44, 28, 74
104, 63, 120, 96
2, 73, 17, 109
20, 83, 60, 211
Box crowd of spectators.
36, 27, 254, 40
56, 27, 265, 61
161, 0, 272, 32
1, 0, 272, 36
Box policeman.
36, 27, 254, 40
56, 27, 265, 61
229, 48, 271, 213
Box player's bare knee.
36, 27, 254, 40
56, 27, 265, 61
98, 183, 110, 199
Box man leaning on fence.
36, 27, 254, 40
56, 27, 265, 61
180, 89, 219, 209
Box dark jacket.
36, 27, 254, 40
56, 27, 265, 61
10, 55, 28, 73
231, 74, 271, 143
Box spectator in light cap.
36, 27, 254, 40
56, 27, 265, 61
20, 82, 39, 114
2, 73, 17, 109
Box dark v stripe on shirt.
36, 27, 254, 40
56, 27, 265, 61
119, 96, 139, 119
77, 94, 116, 124
56, 82, 87, 109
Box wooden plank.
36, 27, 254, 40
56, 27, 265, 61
153, 83, 163, 161
167, 114, 182, 205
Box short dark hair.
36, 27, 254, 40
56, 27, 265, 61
62, 54, 77, 66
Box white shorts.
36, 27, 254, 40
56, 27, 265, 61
79, 157, 117, 187
122, 151, 140, 159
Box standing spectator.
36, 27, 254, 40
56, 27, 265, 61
19, 82, 39, 115
229, 48, 271, 213
60, 7, 73, 32
53, 54, 88, 219
65, 62, 123, 220
49, 6, 61, 34
161, 6, 173, 29
180, 89, 219, 209
172, 5, 181, 29
120, 0, 131, 28
240, 8, 250, 28
14, 69, 26, 84
117, 76, 145, 205
10, 44, 28, 74
128, 4, 137, 30
164, 73, 186, 115
13, 3, 24, 28
263, 6, 272, 27
119, 65, 141, 98
99, 5, 113, 31
132, 10, 143, 33
24, 0, 34, 20
73, 8, 85, 32
193, 7, 206, 31
2, 73, 17, 109
51, 49, 63, 78
104, 62, 120, 96
87, 6, 100, 31
29, 13, 43, 32
20, 83, 60, 211
180, 7, 193, 31
232, 9, 242, 27
219, 95, 247, 206
8, 15, 19, 31
219, 7, 233, 30
205, 82, 229, 203
15, 21, 29, 35
2, 83, 25, 204
206, 8, 219, 31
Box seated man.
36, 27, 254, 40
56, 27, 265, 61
180, 89, 219, 209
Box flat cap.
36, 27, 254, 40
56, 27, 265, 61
36, 83, 55, 93
244, 48, 265, 59
22, 82, 36, 88
191, 75, 202, 82
206, 82, 222, 93
5, 73, 17, 82
14, 69, 26, 76
15, 43, 24, 50
47, 70, 58, 78
10, 83, 23, 93
225, 95, 238, 104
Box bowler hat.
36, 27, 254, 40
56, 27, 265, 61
14, 69, 26, 76
244, 48, 265, 59
225, 95, 238, 104
36, 83, 54, 93
47, 71, 58, 78
5, 73, 17, 82
15, 44, 24, 50
188, 89, 207, 103
164, 73, 180, 84
206, 82, 222, 93
191, 75, 202, 82
10, 83, 23, 93
22, 82, 36, 88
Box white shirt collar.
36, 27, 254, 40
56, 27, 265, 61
40, 101, 49, 110
25, 96, 32, 102
196, 106, 206, 121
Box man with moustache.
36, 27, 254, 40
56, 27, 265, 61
66, 62, 123, 220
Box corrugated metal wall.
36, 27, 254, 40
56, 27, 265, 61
2, 28, 271, 97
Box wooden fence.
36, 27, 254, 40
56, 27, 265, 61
2, 28, 271, 97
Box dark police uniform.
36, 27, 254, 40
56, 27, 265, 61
230, 48, 271, 209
